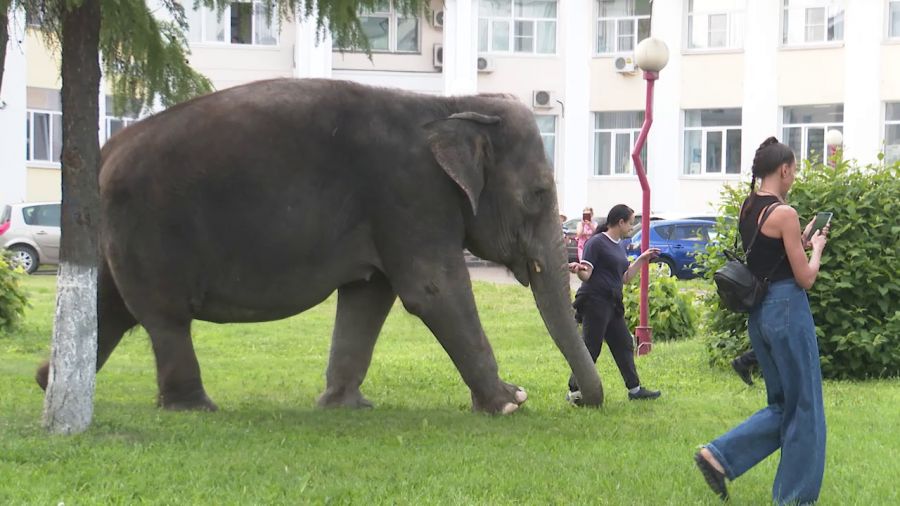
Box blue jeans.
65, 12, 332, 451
706, 280, 826, 505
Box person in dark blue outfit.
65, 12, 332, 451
565, 204, 662, 404
695, 137, 830, 504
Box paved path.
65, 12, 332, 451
468, 265, 581, 290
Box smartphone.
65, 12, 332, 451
805, 212, 833, 241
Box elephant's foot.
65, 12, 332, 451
158, 390, 218, 412
472, 381, 528, 415
317, 387, 373, 409
35, 361, 50, 391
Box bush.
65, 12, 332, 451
697, 158, 900, 379
623, 263, 699, 341
0, 251, 29, 334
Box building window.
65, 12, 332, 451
782, 104, 843, 162
25, 110, 63, 164
890, 1, 900, 38
683, 109, 742, 175
186, 2, 278, 46
535, 115, 557, 167
335, 1, 420, 52
595, 0, 651, 55
782, 0, 844, 45
687, 0, 745, 50
478, 0, 558, 54
25, 88, 62, 165
592, 111, 646, 176
885, 103, 900, 165
104, 96, 142, 142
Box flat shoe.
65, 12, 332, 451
694, 450, 729, 501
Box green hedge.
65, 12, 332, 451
623, 263, 698, 342
696, 159, 900, 379
0, 251, 28, 334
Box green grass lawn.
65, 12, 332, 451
2, 275, 898, 505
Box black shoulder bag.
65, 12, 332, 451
714, 203, 785, 313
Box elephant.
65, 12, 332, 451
35, 78, 604, 414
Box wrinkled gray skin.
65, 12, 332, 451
36, 78, 604, 413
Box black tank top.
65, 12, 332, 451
739, 195, 794, 282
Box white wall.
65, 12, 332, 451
1, 10, 27, 206
644, 0, 685, 215
842, 0, 883, 164
560, 0, 590, 218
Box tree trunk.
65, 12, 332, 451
42, 0, 102, 435
0, 4, 9, 94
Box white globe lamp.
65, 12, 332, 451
825, 129, 843, 147
634, 37, 670, 73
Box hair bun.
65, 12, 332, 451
757, 136, 779, 150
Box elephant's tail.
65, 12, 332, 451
34, 259, 139, 392
96, 259, 139, 370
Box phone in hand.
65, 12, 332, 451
805, 212, 833, 242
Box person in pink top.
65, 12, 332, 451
576, 207, 596, 261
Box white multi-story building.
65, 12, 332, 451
2, 0, 899, 219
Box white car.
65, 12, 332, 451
1, 202, 61, 274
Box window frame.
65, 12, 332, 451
594, 0, 651, 56
781, 0, 845, 47
682, 108, 743, 177
188, 1, 280, 47
479, 0, 558, 55
591, 111, 647, 177
889, 0, 900, 40
25, 109, 63, 168
336, 1, 421, 53
781, 104, 844, 162
884, 102, 900, 165
685, 0, 745, 52
104, 117, 139, 142
534, 114, 558, 168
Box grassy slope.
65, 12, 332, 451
1, 276, 897, 505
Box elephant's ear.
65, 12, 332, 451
424, 112, 501, 216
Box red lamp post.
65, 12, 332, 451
631, 37, 669, 356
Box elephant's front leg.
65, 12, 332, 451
318, 273, 396, 409
395, 260, 527, 414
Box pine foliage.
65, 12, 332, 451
6, 0, 430, 113
100, 0, 213, 113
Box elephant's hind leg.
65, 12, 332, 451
144, 318, 217, 411
318, 272, 396, 409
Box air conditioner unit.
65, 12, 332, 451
532, 90, 556, 109
477, 56, 495, 73
432, 10, 444, 29
433, 43, 443, 68
614, 54, 636, 73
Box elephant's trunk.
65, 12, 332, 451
528, 239, 603, 407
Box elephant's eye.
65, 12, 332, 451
524, 187, 549, 212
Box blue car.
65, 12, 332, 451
625, 219, 719, 279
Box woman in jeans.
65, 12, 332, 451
695, 137, 829, 504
